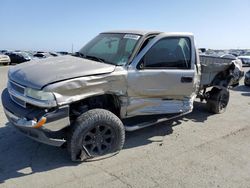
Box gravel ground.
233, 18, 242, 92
0, 66, 250, 188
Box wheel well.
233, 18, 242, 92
69, 94, 121, 121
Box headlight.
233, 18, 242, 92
25, 88, 55, 101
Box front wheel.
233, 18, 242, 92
68, 109, 125, 162
206, 88, 230, 114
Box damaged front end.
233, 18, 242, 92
2, 88, 70, 146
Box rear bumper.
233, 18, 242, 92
0, 61, 10, 64
2, 88, 70, 146
0, 59, 10, 63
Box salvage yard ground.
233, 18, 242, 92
0, 66, 250, 188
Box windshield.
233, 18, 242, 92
79, 33, 141, 65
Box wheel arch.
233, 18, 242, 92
69, 93, 123, 121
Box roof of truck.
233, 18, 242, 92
101, 30, 162, 36
101, 30, 194, 37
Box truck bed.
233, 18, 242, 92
200, 55, 235, 86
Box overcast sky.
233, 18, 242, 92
0, 0, 250, 51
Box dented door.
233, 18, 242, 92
126, 33, 198, 117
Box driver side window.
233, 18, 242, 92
142, 37, 191, 69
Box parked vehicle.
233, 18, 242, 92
5, 52, 31, 64
1, 30, 243, 162
57, 51, 69, 55
0, 50, 8, 54
49, 52, 60, 57
0, 54, 11, 65
244, 70, 250, 86
238, 56, 250, 66
33, 52, 53, 59
220, 54, 236, 59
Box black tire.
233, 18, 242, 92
67, 109, 125, 162
244, 81, 250, 86
3, 62, 9, 66
206, 88, 229, 114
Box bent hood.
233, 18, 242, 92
9, 55, 116, 89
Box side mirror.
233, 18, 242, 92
138, 58, 145, 69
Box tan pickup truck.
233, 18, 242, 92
2, 30, 243, 161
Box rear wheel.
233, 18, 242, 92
206, 88, 229, 114
68, 109, 125, 162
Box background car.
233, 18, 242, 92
0, 54, 11, 65
244, 70, 250, 86
57, 51, 69, 55
0, 50, 8, 54
5, 52, 31, 64
238, 55, 250, 66
49, 52, 61, 57
220, 54, 237, 59
33, 52, 53, 58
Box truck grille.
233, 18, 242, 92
9, 81, 25, 94
8, 81, 27, 108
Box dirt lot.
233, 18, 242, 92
0, 66, 250, 188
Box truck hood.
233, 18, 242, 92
9, 55, 116, 89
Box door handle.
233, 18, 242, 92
181, 76, 193, 83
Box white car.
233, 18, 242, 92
0, 54, 11, 65
238, 56, 250, 66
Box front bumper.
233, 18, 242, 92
0, 59, 10, 64
2, 89, 70, 146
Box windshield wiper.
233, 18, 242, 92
72, 51, 85, 58
85, 55, 105, 63
85, 55, 114, 65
